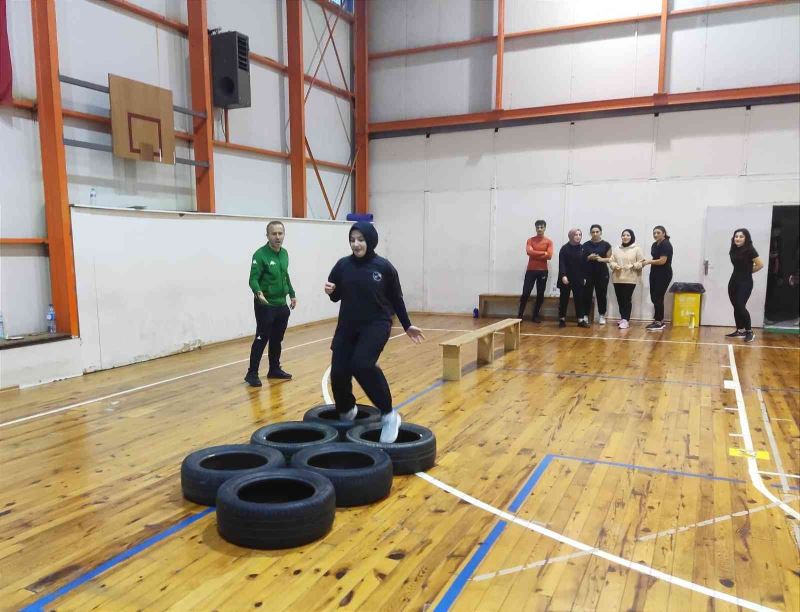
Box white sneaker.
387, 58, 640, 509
379, 409, 401, 443
619, 319, 629, 329
598, 315, 606, 325
340, 405, 358, 421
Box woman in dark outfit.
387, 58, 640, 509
642, 225, 674, 331
324, 222, 425, 443
726, 228, 764, 343
558, 228, 589, 328
582, 224, 613, 326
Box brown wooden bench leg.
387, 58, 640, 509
442, 345, 462, 381
504, 327, 516, 351
477, 333, 495, 365
502, 323, 520, 351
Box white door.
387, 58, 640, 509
701, 205, 772, 327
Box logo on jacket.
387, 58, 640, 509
269, 261, 276, 266
372, 271, 382, 282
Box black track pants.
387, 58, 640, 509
649, 271, 672, 322
248, 302, 290, 374
518, 270, 548, 319
728, 275, 753, 330
330, 320, 393, 415
613, 283, 636, 321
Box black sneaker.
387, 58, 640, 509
532, 315, 541, 324
647, 321, 666, 331
726, 330, 746, 338
244, 372, 262, 387
744, 331, 755, 343
577, 320, 590, 328
559, 319, 566, 328
267, 368, 292, 380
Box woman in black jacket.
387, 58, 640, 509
324, 222, 425, 443
558, 229, 589, 328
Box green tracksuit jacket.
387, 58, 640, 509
249, 245, 295, 306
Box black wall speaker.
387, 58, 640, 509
210, 31, 251, 109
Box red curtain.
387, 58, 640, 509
0, 0, 12, 104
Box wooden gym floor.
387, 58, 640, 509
1, 314, 798, 611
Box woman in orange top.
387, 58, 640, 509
518, 220, 554, 323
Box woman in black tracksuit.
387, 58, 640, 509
325, 222, 425, 443
582, 224, 613, 326
726, 228, 763, 343
557, 228, 589, 328
643, 225, 673, 331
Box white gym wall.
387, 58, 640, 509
368, 0, 800, 319
1, 0, 352, 336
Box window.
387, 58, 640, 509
329, 0, 354, 13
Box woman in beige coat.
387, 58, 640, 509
609, 229, 645, 329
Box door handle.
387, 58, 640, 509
703, 260, 709, 275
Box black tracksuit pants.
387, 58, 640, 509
518, 270, 548, 319
728, 275, 754, 330
584, 269, 609, 316
649, 271, 672, 322
613, 283, 636, 321
248, 301, 290, 374
331, 320, 393, 415
559, 284, 585, 320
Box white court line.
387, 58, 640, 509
473, 551, 590, 582
756, 387, 800, 547
473, 495, 800, 582
391, 327, 799, 350
0, 335, 335, 430
760, 471, 800, 480
726, 345, 800, 522
757, 388, 793, 497
319, 340, 769, 610
417, 471, 771, 611
522, 332, 798, 350
637, 497, 798, 542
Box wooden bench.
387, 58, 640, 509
479, 293, 593, 321
439, 318, 521, 381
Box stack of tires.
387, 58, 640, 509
180, 403, 436, 550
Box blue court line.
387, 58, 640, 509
20, 378, 448, 610
549, 454, 798, 491
20, 508, 214, 612
434, 455, 554, 612
396, 380, 445, 410
432, 452, 797, 611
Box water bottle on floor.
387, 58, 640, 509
47, 304, 57, 334
0, 312, 6, 340
89, 187, 97, 206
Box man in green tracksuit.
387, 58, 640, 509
245, 221, 297, 387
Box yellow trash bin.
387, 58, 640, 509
672, 293, 702, 327
670, 283, 705, 328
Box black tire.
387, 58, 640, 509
216, 469, 335, 549
250, 421, 339, 459
181, 444, 286, 506
290, 443, 392, 507
302, 404, 382, 440
345, 423, 436, 475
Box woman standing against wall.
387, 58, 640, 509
582, 224, 613, 325
609, 229, 645, 329
727, 228, 764, 342
642, 225, 673, 331
558, 229, 589, 328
